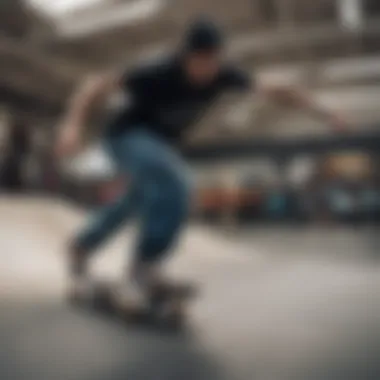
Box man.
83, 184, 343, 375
56, 18, 344, 305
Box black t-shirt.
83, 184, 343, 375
106, 56, 252, 144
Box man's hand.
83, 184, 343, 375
54, 72, 118, 158
55, 123, 82, 158
261, 85, 349, 133
328, 112, 348, 133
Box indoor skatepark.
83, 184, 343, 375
2, 1, 380, 379
0, 197, 378, 380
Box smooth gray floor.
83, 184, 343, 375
0, 199, 378, 380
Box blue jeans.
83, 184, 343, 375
74, 128, 192, 263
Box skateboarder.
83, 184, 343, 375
56, 18, 345, 307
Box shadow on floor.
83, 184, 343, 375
0, 298, 229, 380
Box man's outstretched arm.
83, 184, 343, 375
55, 72, 120, 157
257, 84, 347, 132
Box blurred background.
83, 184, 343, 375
1, 0, 380, 225
0, 1, 379, 380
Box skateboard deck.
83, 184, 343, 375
68, 279, 197, 330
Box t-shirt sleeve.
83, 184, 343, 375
119, 64, 154, 98
221, 66, 253, 93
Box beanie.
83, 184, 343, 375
183, 17, 224, 53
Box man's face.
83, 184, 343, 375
184, 51, 221, 85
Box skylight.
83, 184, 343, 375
27, 0, 106, 17
26, 0, 166, 38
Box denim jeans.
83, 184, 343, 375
75, 128, 192, 263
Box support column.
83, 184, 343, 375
337, 0, 363, 30
1, 113, 32, 192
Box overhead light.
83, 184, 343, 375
56, 0, 166, 38
27, 0, 105, 17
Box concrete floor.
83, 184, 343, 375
0, 197, 378, 380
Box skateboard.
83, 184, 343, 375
68, 279, 197, 330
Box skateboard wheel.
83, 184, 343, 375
153, 299, 186, 330
151, 283, 197, 303
160, 311, 185, 330
92, 285, 115, 312
67, 290, 81, 305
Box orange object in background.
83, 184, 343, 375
236, 189, 261, 208
99, 182, 263, 214
323, 153, 373, 180
196, 187, 262, 214
99, 177, 127, 204
197, 188, 227, 211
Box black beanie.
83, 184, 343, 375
183, 17, 224, 53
